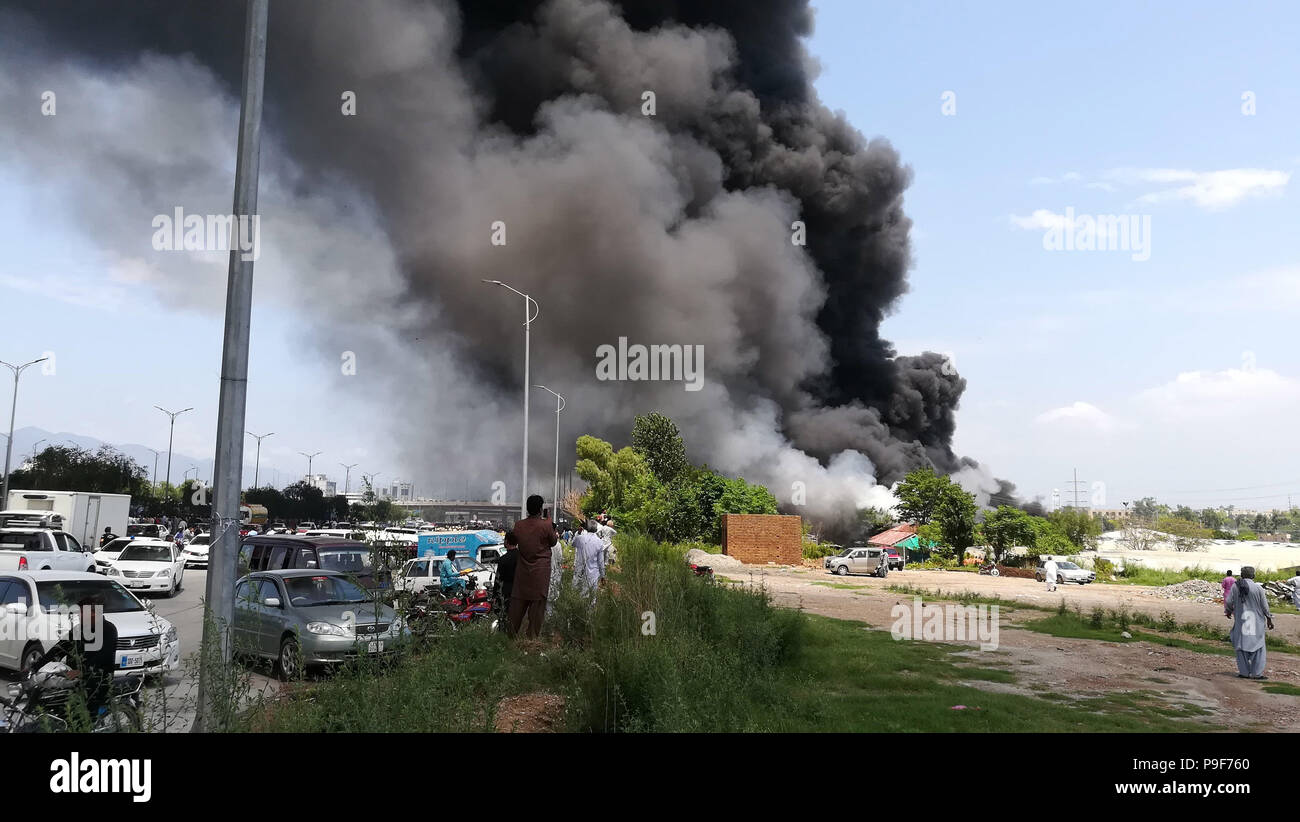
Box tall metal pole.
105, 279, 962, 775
196, 0, 268, 733
147, 448, 160, 489
340, 463, 357, 494
535, 385, 564, 521
155, 405, 193, 496
0, 357, 47, 504
299, 450, 321, 482
482, 280, 537, 517
247, 431, 273, 488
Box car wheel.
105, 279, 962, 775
92, 702, 142, 733
878, 566, 888, 578
1057, 575, 1065, 585
20, 643, 43, 673
835, 565, 849, 576
276, 636, 303, 681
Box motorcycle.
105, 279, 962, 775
0, 663, 143, 733
978, 562, 1000, 576
408, 586, 499, 634
689, 563, 715, 579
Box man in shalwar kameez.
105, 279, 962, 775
1224, 566, 1274, 679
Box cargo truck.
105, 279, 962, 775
4, 489, 131, 549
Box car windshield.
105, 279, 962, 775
836, 547, 854, 557
1057, 562, 1080, 570
452, 557, 483, 573
317, 548, 372, 574
283, 575, 372, 606
103, 538, 133, 553
37, 579, 144, 614
118, 544, 172, 562
190, 535, 210, 546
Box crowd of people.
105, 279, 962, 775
457, 494, 618, 640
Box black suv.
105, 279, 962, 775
237, 535, 389, 590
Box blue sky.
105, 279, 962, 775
1, 1, 1297, 511
808, 0, 1300, 509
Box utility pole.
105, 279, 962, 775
196, 0, 268, 733
147, 448, 161, 489
1064, 468, 1089, 512
0, 357, 48, 504
246, 431, 273, 489
340, 463, 357, 494
154, 405, 193, 497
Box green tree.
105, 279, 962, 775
856, 507, 895, 541
935, 487, 977, 565
8, 444, 150, 498
1132, 497, 1160, 521
982, 506, 1038, 563
631, 412, 689, 486
894, 468, 951, 526
1199, 508, 1224, 530
1026, 517, 1079, 557
1156, 516, 1210, 552
1047, 508, 1102, 550
575, 435, 648, 515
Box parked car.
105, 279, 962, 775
825, 546, 889, 577
127, 523, 168, 540
0, 520, 96, 574
232, 570, 408, 679
237, 535, 390, 591
180, 533, 211, 568
93, 536, 137, 573
0, 570, 180, 677
395, 555, 493, 596
884, 546, 905, 571
1035, 560, 1096, 585
106, 540, 187, 597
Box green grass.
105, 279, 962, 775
811, 581, 869, 590
1262, 683, 1300, 696
1098, 565, 1296, 588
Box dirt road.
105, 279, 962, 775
726, 564, 1300, 731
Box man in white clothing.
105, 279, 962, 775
1042, 556, 1059, 592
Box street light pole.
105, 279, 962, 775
340, 463, 357, 494
1, 357, 49, 504
482, 280, 538, 518
30, 438, 46, 463
146, 448, 160, 489
154, 406, 193, 496
299, 451, 321, 483
534, 385, 564, 522
247, 432, 273, 489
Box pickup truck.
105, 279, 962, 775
0, 523, 97, 574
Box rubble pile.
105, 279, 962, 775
1142, 579, 1222, 603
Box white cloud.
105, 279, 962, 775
1108, 167, 1290, 210
1009, 209, 1070, 231
1135, 367, 1300, 422
1034, 401, 1122, 432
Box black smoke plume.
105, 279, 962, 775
1, 0, 1019, 525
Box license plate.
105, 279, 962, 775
119, 653, 144, 669
367, 640, 384, 654
126, 582, 146, 588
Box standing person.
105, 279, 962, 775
491, 531, 519, 617
596, 516, 617, 565
1042, 556, 1059, 592
508, 495, 558, 639
1221, 570, 1236, 604
99, 526, 117, 548
546, 524, 564, 618
1225, 566, 1274, 679
572, 520, 607, 601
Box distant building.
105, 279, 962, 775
304, 474, 337, 497
1091, 508, 1131, 521
383, 482, 413, 501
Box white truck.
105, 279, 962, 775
4, 490, 131, 550
0, 512, 97, 573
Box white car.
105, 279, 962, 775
92, 536, 137, 573
180, 533, 211, 568
0, 570, 180, 677
106, 540, 186, 597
